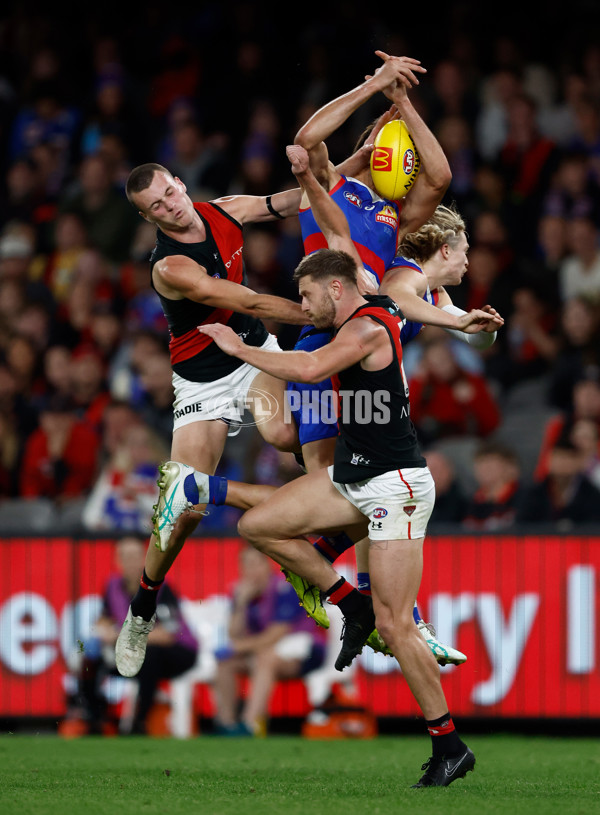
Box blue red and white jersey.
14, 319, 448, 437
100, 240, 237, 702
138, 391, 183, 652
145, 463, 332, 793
298, 175, 401, 286
386, 255, 440, 344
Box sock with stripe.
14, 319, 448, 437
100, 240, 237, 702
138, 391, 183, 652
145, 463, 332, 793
357, 572, 371, 595
426, 713, 465, 758
130, 570, 163, 622
324, 577, 365, 617
183, 473, 228, 506
413, 603, 423, 624
313, 532, 355, 564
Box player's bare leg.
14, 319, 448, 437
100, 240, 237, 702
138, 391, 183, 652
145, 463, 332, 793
369, 536, 446, 717
116, 419, 228, 678
248, 371, 301, 453
238, 469, 365, 586
239, 469, 376, 666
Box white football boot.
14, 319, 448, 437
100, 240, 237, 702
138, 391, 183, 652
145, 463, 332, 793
115, 608, 157, 677
418, 620, 467, 666
151, 461, 209, 552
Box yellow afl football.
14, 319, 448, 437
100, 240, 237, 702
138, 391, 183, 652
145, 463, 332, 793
370, 119, 421, 200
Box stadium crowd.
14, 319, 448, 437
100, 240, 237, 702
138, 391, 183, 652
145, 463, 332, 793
1, 3, 600, 535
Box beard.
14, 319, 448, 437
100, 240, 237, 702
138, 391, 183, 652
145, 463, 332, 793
310, 293, 336, 329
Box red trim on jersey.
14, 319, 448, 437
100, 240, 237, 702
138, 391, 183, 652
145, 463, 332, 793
431, 288, 440, 306
298, 177, 346, 213
398, 469, 414, 498
301, 235, 387, 283
170, 306, 234, 364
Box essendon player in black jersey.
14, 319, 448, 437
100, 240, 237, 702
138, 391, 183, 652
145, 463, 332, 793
199, 241, 489, 787
114, 163, 315, 680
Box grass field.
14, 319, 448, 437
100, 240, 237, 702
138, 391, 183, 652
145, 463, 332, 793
1, 733, 599, 815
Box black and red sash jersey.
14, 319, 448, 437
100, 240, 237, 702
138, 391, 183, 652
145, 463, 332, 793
150, 202, 268, 382
331, 297, 426, 483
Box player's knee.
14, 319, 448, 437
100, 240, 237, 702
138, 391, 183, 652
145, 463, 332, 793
375, 608, 413, 648
259, 417, 298, 452
237, 510, 267, 550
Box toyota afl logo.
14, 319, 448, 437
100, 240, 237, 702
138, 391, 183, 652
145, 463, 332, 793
373, 507, 388, 519
403, 149, 415, 174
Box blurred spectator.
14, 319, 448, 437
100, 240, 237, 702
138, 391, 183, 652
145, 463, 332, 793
517, 433, 600, 527
557, 215, 600, 304
62, 535, 197, 736
97, 400, 144, 466
212, 546, 327, 736
38, 344, 73, 405
494, 284, 559, 390
547, 296, 600, 410
135, 350, 175, 446
518, 213, 568, 304
425, 59, 480, 130
82, 419, 167, 534
570, 417, 600, 490
58, 153, 138, 264
536, 375, 600, 481
450, 243, 513, 326
8, 78, 81, 185
463, 441, 523, 531
409, 336, 501, 445
167, 119, 231, 200
542, 150, 600, 223
435, 114, 477, 209
19, 393, 100, 503
496, 92, 561, 253
78, 73, 139, 166
109, 328, 168, 405
41, 211, 89, 304
68, 345, 112, 432
0, 227, 53, 308
424, 448, 468, 526
566, 95, 600, 183
0, 410, 22, 498
475, 68, 523, 162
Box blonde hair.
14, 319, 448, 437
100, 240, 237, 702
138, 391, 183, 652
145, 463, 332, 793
398, 203, 466, 264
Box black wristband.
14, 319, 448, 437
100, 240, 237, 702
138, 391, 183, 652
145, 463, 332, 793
266, 195, 285, 220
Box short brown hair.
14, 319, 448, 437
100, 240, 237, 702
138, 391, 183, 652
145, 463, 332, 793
293, 249, 358, 286
125, 163, 172, 204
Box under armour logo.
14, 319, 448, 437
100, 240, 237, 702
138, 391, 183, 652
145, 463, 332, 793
371, 521, 383, 529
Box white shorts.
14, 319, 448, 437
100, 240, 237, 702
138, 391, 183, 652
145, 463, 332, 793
172, 333, 281, 431
328, 465, 435, 540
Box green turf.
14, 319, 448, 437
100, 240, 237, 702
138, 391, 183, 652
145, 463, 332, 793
0, 733, 598, 815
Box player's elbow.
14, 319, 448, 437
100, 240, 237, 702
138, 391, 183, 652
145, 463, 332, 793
294, 125, 318, 151
298, 358, 328, 384
434, 163, 452, 193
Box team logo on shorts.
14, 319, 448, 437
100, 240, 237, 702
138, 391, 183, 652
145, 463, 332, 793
373, 507, 388, 519
403, 505, 416, 516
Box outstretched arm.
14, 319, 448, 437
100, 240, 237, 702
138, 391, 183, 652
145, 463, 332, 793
381, 267, 504, 334
373, 52, 451, 238
295, 53, 425, 186
214, 186, 302, 224
287, 144, 378, 294
199, 317, 382, 383
154, 255, 308, 325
